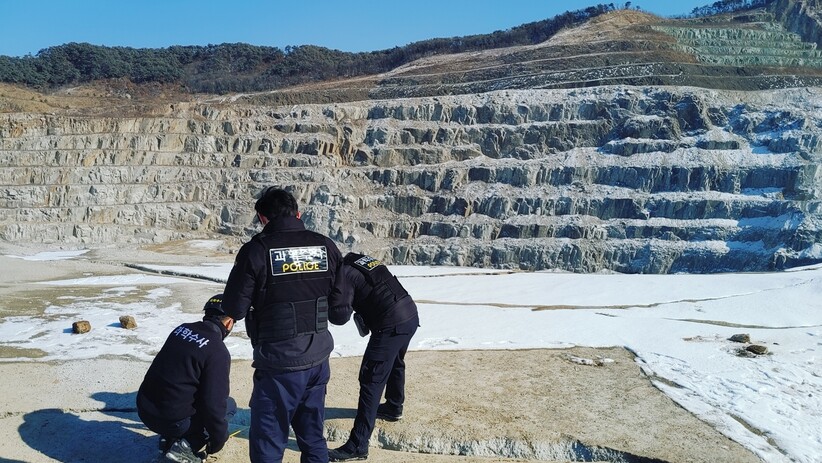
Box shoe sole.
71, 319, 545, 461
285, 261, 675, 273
164, 452, 202, 463
330, 455, 368, 462
376, 413, 402, 422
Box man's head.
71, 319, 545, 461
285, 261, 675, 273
203, 294, 234, 338
203, 294, 226, 317
255, 187, 299, 223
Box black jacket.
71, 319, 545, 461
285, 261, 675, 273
338, 257, 418, 331
137, 318, 230, 448
222, 215, 347, 371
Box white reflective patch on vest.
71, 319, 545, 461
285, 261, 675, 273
353, 255, 382, 271
270, 246, 328, 276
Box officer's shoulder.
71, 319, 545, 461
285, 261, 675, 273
306, 230, 338, 246
248, 232, 269, 245
303, 229, 328, 238
241, 236, 269, 253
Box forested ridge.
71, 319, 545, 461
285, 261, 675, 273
4, 4, 624, 94
0, 0, 772, 94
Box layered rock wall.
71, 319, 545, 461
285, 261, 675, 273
654, 23, 822, 68
2, 86, 821, 273
770, 0, 822, 48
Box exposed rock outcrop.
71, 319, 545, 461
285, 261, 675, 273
3, 5, 822, 273
2, 86, 821, 273
770, 0, 822, 48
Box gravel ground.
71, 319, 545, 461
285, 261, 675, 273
0, 242, 761, 462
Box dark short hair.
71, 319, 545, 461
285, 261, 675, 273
255, 187, 298, 220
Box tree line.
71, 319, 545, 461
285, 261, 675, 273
687, 0, 771, 17
3, 2, 772, 94
0, 4, 619, 94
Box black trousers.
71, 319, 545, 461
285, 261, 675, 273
139, 396, 237, 452
345, 314, 418, 453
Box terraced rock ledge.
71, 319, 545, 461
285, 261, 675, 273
3, 86, 821, 273
2, 5, 822, 273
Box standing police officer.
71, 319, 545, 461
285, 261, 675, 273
328, 253, 419, 462
137, 294, 236, 463
221, 187, 347, 463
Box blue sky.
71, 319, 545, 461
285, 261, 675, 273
0, 0, 713, 57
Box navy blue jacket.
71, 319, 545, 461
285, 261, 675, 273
222, 216, 348, 371
137, 319, 230, 447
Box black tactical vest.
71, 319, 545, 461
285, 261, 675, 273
246, 232, 332, 345
344, 253, 409, 328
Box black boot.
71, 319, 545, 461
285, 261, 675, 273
376, 403, 402, 422
328, 444, 368, 461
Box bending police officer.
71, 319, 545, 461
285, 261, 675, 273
221, 187, 347, 463
328, 253, 419, 462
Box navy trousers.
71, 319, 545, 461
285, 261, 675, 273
140, 396, 237, 453
344, 315, 418, 454
249, 360, 331, 463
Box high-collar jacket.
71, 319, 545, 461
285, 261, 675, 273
222, 215, 348, 371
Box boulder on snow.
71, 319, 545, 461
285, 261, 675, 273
729, 333, 750, 343
119, 315, 137, 330
72, 320, 91, 334
746, 344, 768, 355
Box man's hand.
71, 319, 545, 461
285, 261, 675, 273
353, 313, 369, 337
206, 439, 225, 454
328, 305, 352, 325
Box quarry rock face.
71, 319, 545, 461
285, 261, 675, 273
2, 86, 821, 273
3, 4, 822, 274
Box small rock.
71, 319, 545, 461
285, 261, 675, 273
746, 345, 768, 355
735, 349, 755, 358
72, 320, 91, 334
567, 355, 614, 367
729, 333, 750, 343
569, 356, 595, 366
119, 315, 137, 329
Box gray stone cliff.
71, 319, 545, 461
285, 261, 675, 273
2, 86, 821, 273
4, 4, 822, 273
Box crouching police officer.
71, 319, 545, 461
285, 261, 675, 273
328, 253, 419, 462
137, 294, 237, 463
221, 187, 348, 463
